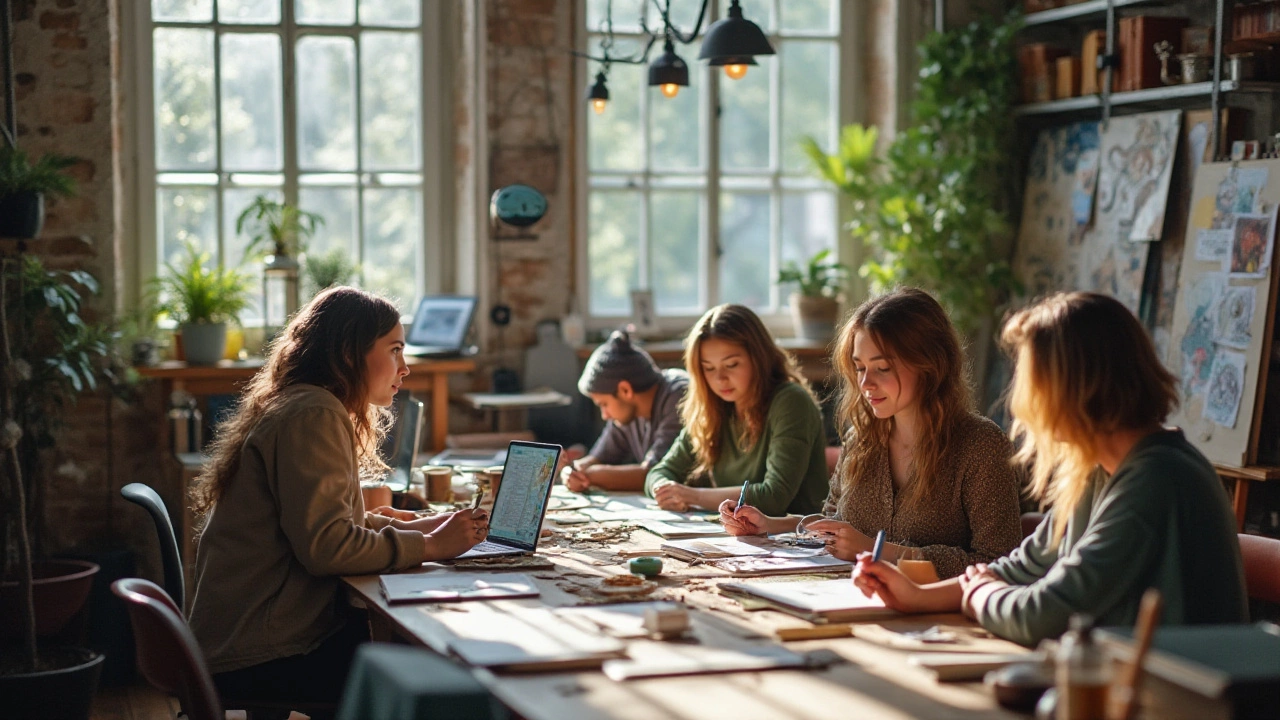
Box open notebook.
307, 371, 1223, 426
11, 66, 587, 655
379, 572, 540, 604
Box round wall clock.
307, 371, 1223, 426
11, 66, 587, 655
489, 184, 548, 228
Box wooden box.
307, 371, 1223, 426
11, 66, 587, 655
1117, 16, 1189, 92
1055, 56, 1082, 98
1081, 29, 1107, 95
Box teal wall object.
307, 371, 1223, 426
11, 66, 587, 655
489, 184, 547, 228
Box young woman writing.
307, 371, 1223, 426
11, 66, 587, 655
720, 288, 1022, 579
188, 287, 487, 708
645, 304, 829, 516
852, 292, 1248, 645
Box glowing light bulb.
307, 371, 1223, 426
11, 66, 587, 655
660, 83, 680, 99
724, 64, 749, 80
591, 98, 607, 115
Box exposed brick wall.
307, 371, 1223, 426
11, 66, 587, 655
12, 0, 167, 581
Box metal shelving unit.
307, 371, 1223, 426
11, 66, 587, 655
1014, 79, 1280, 115
1022, 0, 1173, 27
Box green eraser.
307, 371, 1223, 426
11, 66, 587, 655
628, 556, 663, 576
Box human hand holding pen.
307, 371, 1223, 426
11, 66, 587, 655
718, 498, 768, 535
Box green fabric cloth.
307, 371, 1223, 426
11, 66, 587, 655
980, 429, 1248, 647
644, 381, 828, 516
337, 643, 506, 720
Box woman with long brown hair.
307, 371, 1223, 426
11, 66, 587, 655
721, 288, 1021, 579
645, 304, 829, 515
852, 292, 1247, 645
189, 287, 486, 710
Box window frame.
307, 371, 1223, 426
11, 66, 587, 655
126, 0, 452, 320
574, 0, 864, 337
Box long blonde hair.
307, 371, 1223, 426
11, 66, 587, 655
681, 304, 809, 478
834, 287, 972, 510
1001, 292, 1177, 542
192, 287, 401, 515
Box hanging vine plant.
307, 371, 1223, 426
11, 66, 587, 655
802, 11, 1022, 334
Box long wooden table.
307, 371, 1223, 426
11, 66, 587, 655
343, 492, 1031, 720
136, 356, 475, 451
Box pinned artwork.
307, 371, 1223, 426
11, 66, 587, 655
1167, 158, 1280, 466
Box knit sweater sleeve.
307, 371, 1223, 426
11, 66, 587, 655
272, 407, 428, 575
742, 384, 825, 516
644, 428, 697, 496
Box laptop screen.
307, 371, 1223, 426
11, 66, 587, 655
487, 442, 561, 549
407, 295, 477, 348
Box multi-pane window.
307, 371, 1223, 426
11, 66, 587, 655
148, 0, 426, 319
583, 0, 841, 322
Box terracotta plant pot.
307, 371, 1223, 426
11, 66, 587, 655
0, 559, 99, 641
788, 293, 840, 343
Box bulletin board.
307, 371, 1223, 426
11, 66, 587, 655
1166, 159, 1280, 467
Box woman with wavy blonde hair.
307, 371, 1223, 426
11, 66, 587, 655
645, 304, 829, 515
721, 288, 1021, 579
189, 287, 487, 709
852, 292, 1247, 646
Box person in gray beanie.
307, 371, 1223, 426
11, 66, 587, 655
562, 330, 688, 492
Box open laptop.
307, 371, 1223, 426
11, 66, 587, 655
455, 441, 562, 559
379, 391, 424, 492
404, 295, 478, 357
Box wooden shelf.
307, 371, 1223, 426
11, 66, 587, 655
1023, 0, 1172, 27
1214, 463, 1280, 481
1014, 80, 1280, 116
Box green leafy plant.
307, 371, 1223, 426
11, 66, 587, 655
235, 195, 324, 259
303, 247, 359, 297
2, 255, 117, 668
802, 12, 1021, 334
150, 243, 251, 326
0, 147, 78, 198
777, 249, 848, 298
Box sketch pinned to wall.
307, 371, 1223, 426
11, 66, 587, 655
1215, 286, 1256, 350
1011, 121, 1101, 301
1153, 109, 1226, 362
1203, 350, 1247, 428
1167, 158, 1280, 467
1228, 208, 1276, 278
1075, 110, 1181, 313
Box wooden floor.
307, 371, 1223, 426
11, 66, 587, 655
90, 684, 179, 720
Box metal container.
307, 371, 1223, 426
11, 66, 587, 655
1178, 53, 1213, 83
1228, 53, 1258, 82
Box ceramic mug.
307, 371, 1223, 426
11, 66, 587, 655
423, 465, 454, 502
361, 482, 392, 511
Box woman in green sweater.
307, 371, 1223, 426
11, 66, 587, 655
853, 292, 1248, 646
646, 304, 828, 516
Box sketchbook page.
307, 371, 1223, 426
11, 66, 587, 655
554, 602, 684, 639
379, 572, 540, 604
713, 554, 853, 577
602, 642, 806, 681
578, 495, 701, 523
721, 578, 885, 615
1166, 159, 1280, 466
660, 536, 780, 559
637, 518, 728, 538
428, 603, 626, 669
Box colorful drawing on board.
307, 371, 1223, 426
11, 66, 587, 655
1203, 350, 1246, 428
1012, 122, 1101, 301
1178, 272, 1225, 399
1214, 286, 1256, 350
1228, 210, 1275, 278
1212, 167, 1268, 229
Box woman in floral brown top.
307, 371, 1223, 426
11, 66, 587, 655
721, 288, 1022, 579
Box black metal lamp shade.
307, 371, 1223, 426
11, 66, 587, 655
586, 71, 610, 102
648, 40, 689, 93
697, 0, 775, 63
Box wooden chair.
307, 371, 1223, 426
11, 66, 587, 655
1239, 533, 1280, 606
121, 482, 186, 613
111, 578, 222, 720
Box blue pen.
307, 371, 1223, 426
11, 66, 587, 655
734, 481, 748, 517
871, 529, 886, 563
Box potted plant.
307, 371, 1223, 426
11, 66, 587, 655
235, 195, 325, 260
777, 249, 848, 342
303, 247, 358, 298
0, 253, 115, 719
800, 13, 1020, 336
0, 147, 78, 239
151, 243, 251, 365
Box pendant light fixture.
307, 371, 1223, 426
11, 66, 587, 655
698, 0, 775, 81
576, 0, 775, 112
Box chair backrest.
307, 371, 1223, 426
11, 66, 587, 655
1239, 533, 1280, 605
121, 482, 185, 612
111, 578, 222, 720
1020, 511, 1045, 540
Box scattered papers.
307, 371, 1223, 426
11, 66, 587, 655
602, 643, 807, 681
579, 495, 703, 523
712, 555, 853, 577
637, 518, 728, 538
721, 577, 892, 621
661, 536, 777, 560
556, 602, 684, 639
379, 572, 539, 604
425, 603, 626, 670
